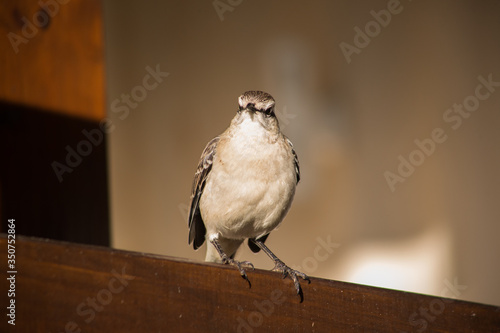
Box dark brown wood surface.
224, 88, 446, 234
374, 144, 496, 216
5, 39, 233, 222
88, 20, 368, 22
1, 235, 498, 332
0, 103, 110, 245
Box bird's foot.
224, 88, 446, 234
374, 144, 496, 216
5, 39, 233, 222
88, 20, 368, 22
221, 256, 254, 281
272, 259, 310, 301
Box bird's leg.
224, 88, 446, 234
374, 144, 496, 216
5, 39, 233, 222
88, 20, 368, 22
210, 238, 254, 281
251, 239, 310, 300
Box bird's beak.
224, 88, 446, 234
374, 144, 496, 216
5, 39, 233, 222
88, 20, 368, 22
243, 108, 256, 120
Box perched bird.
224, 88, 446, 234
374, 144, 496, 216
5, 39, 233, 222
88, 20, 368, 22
188, 91, 309, 298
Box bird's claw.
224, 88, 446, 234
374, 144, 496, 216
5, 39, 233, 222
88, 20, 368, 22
272, 260, 310, 299
222, 257, 254, 280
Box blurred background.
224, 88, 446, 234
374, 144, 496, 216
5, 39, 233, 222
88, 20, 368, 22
103, 0, 500, 306
1, 0, 499, 307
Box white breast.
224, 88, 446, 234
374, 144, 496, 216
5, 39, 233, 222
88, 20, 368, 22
199, 115, 297, 240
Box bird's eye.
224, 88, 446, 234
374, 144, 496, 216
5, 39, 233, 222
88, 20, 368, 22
265, 107, 275, 117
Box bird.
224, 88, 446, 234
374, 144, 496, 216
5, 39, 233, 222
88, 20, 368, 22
188, 90, 309, 299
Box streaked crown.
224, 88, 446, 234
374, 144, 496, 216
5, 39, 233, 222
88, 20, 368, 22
238, 91, 275, 114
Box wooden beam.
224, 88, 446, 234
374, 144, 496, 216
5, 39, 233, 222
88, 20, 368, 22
1, 235, 498, 332
0, 0, 105, 120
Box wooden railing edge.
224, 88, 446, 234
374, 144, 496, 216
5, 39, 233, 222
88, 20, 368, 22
1, 234, 499, 332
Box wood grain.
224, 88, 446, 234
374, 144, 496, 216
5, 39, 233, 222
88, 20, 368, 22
0, 235, 498, 332
0, 0, 105, 120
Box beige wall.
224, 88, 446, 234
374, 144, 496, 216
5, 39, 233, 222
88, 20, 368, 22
103, 0, 500, 306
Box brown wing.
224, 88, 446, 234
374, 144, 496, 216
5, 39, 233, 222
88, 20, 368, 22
188, 136, 220, 249
286, 136, 300, 184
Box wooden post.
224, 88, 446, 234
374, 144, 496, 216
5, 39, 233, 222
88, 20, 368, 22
0, 0, 109, 245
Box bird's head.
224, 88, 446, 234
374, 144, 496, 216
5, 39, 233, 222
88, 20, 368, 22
230, 91, 280, 136
237, 91, 276, 118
